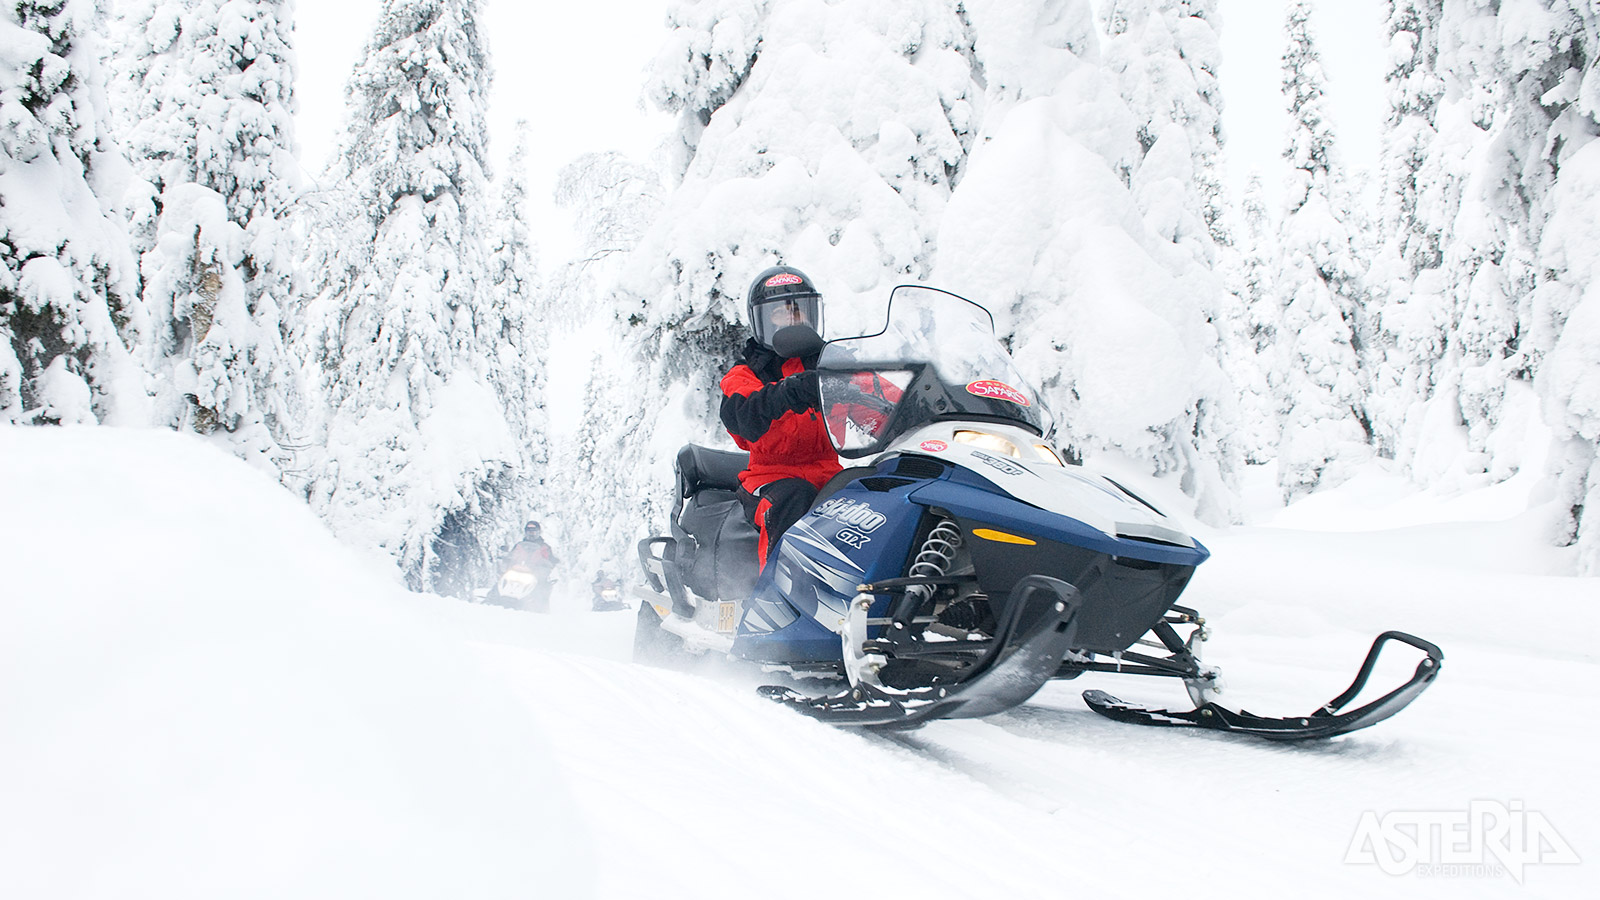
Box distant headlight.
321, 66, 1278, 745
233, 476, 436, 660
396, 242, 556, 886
954, 430, 1022, 458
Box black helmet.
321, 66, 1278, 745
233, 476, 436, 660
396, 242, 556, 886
746, 266, 822, 350
525, 520, 541, 536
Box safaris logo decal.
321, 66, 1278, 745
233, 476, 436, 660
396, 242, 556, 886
966, 379, 1030, 406
765, 273, 804, 287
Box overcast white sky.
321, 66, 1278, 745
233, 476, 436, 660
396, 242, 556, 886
1215, 0, 1389, 211
292, 0, 1387, 263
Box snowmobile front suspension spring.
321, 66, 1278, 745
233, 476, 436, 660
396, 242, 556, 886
892, 519, 962, 626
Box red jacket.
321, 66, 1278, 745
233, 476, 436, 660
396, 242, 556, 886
719, 340, 842, 492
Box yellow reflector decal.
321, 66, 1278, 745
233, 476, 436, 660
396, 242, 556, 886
972, 528, 1037, 546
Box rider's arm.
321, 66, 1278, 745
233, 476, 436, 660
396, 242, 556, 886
720, 365, 816, 442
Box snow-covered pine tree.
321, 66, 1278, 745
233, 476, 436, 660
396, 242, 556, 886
110, 0, 307, 474
1, 0, 147, 426
303, 0, 537, 593
568, 0, 984, 562
1271, 0, 1374, 501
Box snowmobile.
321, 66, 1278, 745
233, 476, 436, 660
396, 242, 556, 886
634, 286, 1443, 738
481, 564, 552, 613
591, 581, 628, 612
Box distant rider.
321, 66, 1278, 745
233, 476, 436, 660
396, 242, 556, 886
590, 569, 623, 611
506, 520, 557, 571
720, 266, 842, 567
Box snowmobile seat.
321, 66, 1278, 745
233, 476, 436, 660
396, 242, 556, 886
676, 444, 750, 499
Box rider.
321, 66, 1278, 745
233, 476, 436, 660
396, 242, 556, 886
720, 266, 842, 567
590, 569, 622, 610
505, 520, 557, 573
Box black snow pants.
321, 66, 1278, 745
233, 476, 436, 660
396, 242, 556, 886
739, 477, 818, 568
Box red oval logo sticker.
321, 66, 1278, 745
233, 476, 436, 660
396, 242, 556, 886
966, 380, 1030, 407
765, 273, 804, 287
919, 440, 948, 452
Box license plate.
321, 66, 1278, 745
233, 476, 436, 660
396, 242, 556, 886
717, 602, 737, 633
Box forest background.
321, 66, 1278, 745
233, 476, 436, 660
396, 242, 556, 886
2, 0, 1596, 592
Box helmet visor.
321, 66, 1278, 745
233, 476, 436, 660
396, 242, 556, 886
752, 294, 823, 350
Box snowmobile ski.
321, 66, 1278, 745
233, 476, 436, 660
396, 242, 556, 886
759, 577, 1081, 728
1082, 631, 1443, 741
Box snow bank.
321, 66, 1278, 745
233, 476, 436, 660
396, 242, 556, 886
0, 425, 591, 899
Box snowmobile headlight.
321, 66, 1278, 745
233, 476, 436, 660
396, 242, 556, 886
1032, 444, 1064, 466
954, 430, 1022, 459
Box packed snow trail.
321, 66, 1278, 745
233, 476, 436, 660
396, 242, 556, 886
2, 426, 1593, 899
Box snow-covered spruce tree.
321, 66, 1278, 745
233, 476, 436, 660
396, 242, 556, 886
543, 148, 663, 576
482, 120, 550, 562
554, 151, 664, 278
1271, 1, 1374, 501
1, 0, 147, 425
109, 0, 308, 474
568, 0, 985, 564
1369, 1, 1599, 570
1520, 3, 1600, 573
1365, 0, 1451, 461
1099, 0, 1252, 507
1102, 0, 1228, 254
303, 0, 539, 593
931, 0, 1242, 522
1231, 172, 1284, 462
1380, 0, 1447, 277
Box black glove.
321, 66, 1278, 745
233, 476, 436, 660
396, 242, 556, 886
777, 370, 820, 413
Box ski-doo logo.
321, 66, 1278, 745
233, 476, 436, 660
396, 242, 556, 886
765, 273, 804, 287
919, 440, 948, 452
814, 498, 886, 550
971, 450, 1027, 478
966, 379, 1030, 406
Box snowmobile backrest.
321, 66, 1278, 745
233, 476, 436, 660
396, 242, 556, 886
675, 444, 750, 499
671, 445, 759, 603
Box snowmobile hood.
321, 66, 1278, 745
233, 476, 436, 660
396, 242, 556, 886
890, 425, 1208, 564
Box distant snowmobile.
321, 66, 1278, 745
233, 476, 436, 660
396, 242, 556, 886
635, 286, 1443, 737
482, 564, 552, 613
591, 572, 628, 612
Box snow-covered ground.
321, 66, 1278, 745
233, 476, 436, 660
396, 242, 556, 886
2, 425, 1593, 899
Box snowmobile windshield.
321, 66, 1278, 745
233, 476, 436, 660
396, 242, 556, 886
816, 286, 1053, 458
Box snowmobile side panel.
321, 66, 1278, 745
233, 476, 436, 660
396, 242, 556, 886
731, 477, 929, 663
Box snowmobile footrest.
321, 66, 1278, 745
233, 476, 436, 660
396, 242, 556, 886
1083, 630, 1444, 741
759, 576, 1082, 728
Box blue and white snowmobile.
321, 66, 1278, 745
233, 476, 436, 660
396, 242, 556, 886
635, 286, 1442, 737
